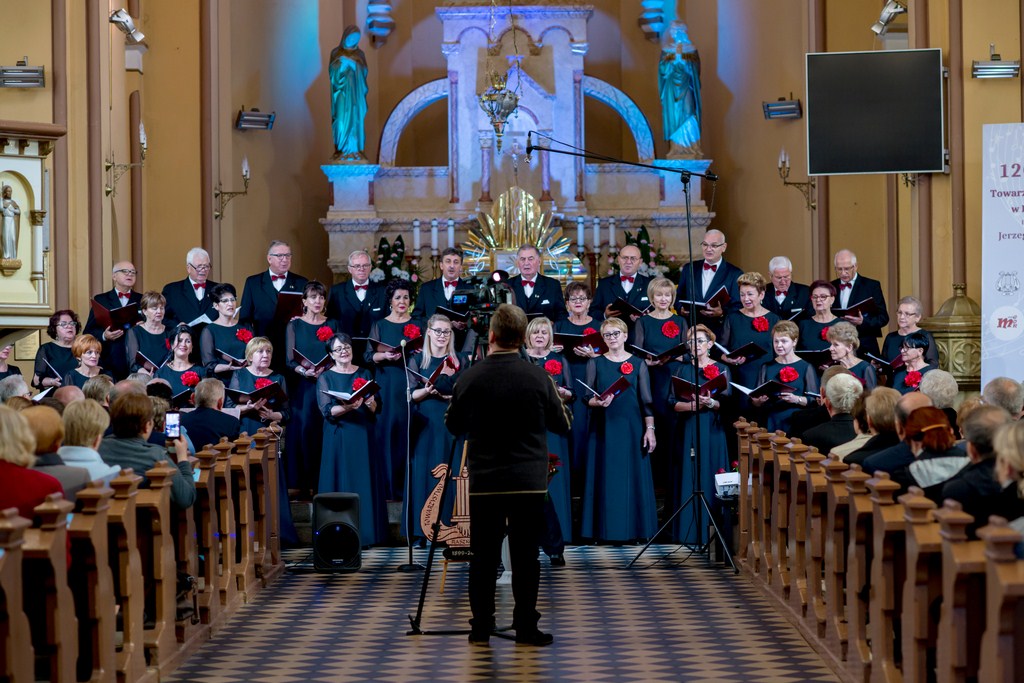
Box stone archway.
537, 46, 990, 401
581, 75, 655, 163
377, 78, 449, 167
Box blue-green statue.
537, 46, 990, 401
659, 22, 702, 158
330, 26, 368, 160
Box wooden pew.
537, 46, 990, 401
769, 432, 791, 598
134, 461, 178, 672
785, 439, 809, 614
867, 471, 905, 683
229, 433, 258, 599
249, 428, 285, 585
248, 431, 271, 582
106, 470, 146, 683
802, 448, 829, 638
171, 451, 203, 650
977, 517, 1024, 683
823, 456, 851, 660
22, 493, 77, 683
744, 424, 767, 575
212, 439, 240, 611
191, 444, 222, 631
68, 481, 117, 683
733, 417, 752, 562
844, 463, 873, 682
0, 508, 33, 683
755, 430, 780, 583
934, 501, 986, 683
899, 487, 942, 683
262, 426, 284, 568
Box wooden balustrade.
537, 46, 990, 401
934, 501, 986, 683
733, 417, 752, 562
802, 448, 829, 638
134, 461, 179, 671
106, 470, 146, 683
0, 508, 33, 683
899, 487, 942, 683
785, 439, 810, 615
745, 425, 767, 575
769, 432, 792, 598
844, 464, 874, 682
867, 471, 905, 683
976, 517, 1024, 683
212, 438, 240, 612
823, 455, 851, 661
192, 445, 222, 631
229, 433, 258, 599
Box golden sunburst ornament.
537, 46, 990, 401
462, 186, 586, 283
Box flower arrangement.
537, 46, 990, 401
904, 370, 922, 389
702, 364, 720, 380
316, 326, 334, 342
403, 323, 421, 340
779, 367, 799, 383
181, 370, 200, 388
661, 320, 681, 339
620, 361, 633, 375
236, 328, 253, 343
352, 377, 368, 392
369, 235, 421, 286
544, 359, 562, 376
752, 316, 769, 333
254, 377, 273, 390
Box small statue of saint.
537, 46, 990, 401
658, 22, 702, 159
1, 185, 20, 262
330, 26, 369, 161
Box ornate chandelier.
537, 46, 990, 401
478, 0, 521, 153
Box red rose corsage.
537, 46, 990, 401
181, 370, 200, 388
351, 377, 368, 392
779, 367, 799, 383
254, 378, 273, 390
904, 370, 922, 389
544, 359, 563, 376
236, 328, 253, 343
820, 326, 830, 341
316, 325, 333, 342
165, 338, 171, 350
403, 324, 421, 340
583, 327, 598, 336
752, 316, 769, 333
620, 362, 634, 375
702, 364, 720, 380
661, 321, 681, 339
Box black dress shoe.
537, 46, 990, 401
468, 631, 491, 645
549, 554, 566, 567
515, 630, 554, 646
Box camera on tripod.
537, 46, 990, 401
450, 270, 514, 335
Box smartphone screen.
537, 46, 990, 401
165, 411, 181, 438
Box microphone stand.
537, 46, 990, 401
397, 338, 425, 572
528, 136, 734, 572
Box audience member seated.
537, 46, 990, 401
982, 376, 1024, 420
4, 396, 31, 411
53, 384, 85, 407
941, 404, 1013, 537
37, 396, 67, 415
0, 404, 64, 520
180, 378, 241, 451
802, 372, 863, 456
920, 369, 961, 438
956, 396, 984, 442
57, 398, 121, 484
98, 393, 196, 508
862, 391, 933, 474
146, 395, 196, 454
828, 389, 872, 460
991, 421, 1024, 541
787, 365, 850, 440
82, 374, 115, 405
843, 387, 901, 467
890, 406, 966, 501
22, 405, 91, 503
0, 374, 31, 403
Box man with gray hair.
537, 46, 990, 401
802, 372, 864, 455
674, 228, 743, 337
508, 244, 566, 322
0, 374, 31, 403
180, 378, 241, 452
763, 255, 811, 320
161, 246, 219, 328
982, 376, 1024, 419
239, 240, 309, 339
830, 248, 889, 357
84, 260, 142, 379
941, 404, 1013, 536
327, 248, 387, 367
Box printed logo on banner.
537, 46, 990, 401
996, 271, 1020, 295
989, 305, 1023, 342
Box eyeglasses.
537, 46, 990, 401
56, 321, 77, 328
331, 345, 352, 353
349, 262, 371, 269
269, 252, 293, 259
618, 256, 641, 262
811, 294, 832, 300
693, 338, 710, 345
218, 297, 236, 304
114, 269, 137, 276
700, 242, 725, 249
602, 331, 623, 340
429, 328, 452, 337
188, 263, 212, 272
567, 296, 589, 303
896, 310, 920, 317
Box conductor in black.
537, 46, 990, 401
445, 303, 572, 646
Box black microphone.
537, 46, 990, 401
705, 171, 719, 182
526, 131, 533, 163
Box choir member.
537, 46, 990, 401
227, 336, 290, 438
317, 332, 387, 545
589, 244, 652, 339
674, 229, 743, 337
33, 309, 80, 389
84, 261, 142, 380
125, 291, 172, 375
508, 244, 567, 322
581, 317, 657, 543
798, 280, 839, 352
155, 325, 206, 404
763, 256, 811, 320
0, 343, 22, 382
365, 279, 420, 500
283, 281, 338, 497
200, 283, 253, 384
326, 249, 387, 367
161, 247, 218, 328
238, 241, 308, 360
754, 320, 819, 434
826, 321, 877, 389
891, 330, 936, 395
669, 323, 732, 544
554, 281, 600, 487
880, 296, 939, 365
719, 271, 778, 390
62, 334, 114, 389
413, 248, 470, 351
831, 249, 889, 357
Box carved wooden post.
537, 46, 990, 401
756, 430, 778, 581
935, 500, 986, 683
745, 424, 767, 574
899, 487, 942, 683
193, 444, 222, 629
0, 508, 33, 683
107, 470, 146, 683
136, 461, 178, 669
248, 429, 270, 579
769, 432, 792, 597
823, 456, 851, 660
843, 463, 873, 679
785, 438, 809, 613
733, 416, 751, 562
68, 481, 116, 682
230, 432, 258, 598
867, 471, 905, 683
976, 516, 1024, 683
263, 424, 283, 566
212, 438, 239, 610
802, 448, 828, 637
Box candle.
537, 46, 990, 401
430, 219, 439, 252
592, 216, 601, 250
608, 217, 616, 252
446, 218, 455, 249
241, 156, 250, 180
412, 219, 421, 251
139, 122, 147, 149
778, 148, 785, 169
576, 216, 585, 252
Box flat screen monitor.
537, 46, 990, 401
806, 48, 945, 176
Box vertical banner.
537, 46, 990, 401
981, 124, 1024, 388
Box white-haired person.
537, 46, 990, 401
801, 372, 863, 456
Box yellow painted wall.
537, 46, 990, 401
65, 0, 94, 311
0, 0, 53, 124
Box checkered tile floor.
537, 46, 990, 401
165, 546, 838, 682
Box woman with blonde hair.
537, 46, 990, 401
125, 291, 172, 375
753, 320, 819, 434
226, 336, 290, 438
826, 321, 877, 389
993, 421, 1024, 543
0, 404, 64, 520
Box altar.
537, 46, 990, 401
321, 3, 714, 279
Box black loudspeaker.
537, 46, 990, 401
312, 493, 361, 573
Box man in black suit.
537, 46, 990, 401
238, 240, 308, 343
831, 249, 889, 357
327, 248, 387, 363
589, 244, 651, 340
414, 247, 471, 350
674, 228, 742, 337
161, 247, 219, 328
84, 261, 141, 380
180, 378, 242, 452
763, 255, 811, 321
445, 304, 572, 647
802, 373, 863, 456
507, 244, 566, 322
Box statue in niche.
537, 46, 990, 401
329, 26, 369, 161
659, 21, 702, 159
1, 185, 20, 262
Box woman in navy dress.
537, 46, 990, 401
719, 272, 779, 389
0, 343, 20, 382
284, 281, 337, 497
553, 281, 601, 492
581, 317, 658, 543
62, 334, 114, 389
33, 309, 80, 389
155, 325, 206, 406
891, 330, 936, 395
200, 283, 253, 384
318, 332, 387, 546
797, 280, 839, 353
669, 324, 732, 544
880, 296, 939, 366
826, 322, 877, 389
525, 316, 575, 563
753, 320, 819, 434
365, 279, 420, 501
404, 314, 466, 544
125, 291, 172, 375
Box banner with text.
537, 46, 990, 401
982, 124, 1024, 387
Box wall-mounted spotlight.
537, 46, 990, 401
109, 9, 145, 44
972, 43, 1020, 79
762, 96, 802, 120
871, 1, 906, 36
235, 108, 276, 131
0, 57, 45, 88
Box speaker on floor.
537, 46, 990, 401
312, 493, 361, 573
